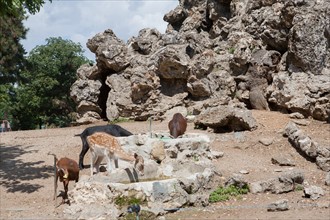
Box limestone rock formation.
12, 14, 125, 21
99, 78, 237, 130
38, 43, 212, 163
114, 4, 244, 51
64, 133, 221, 218
194, 105, 258, 132
250, 170, 305, 194
70, 0, 330, 124
285, 121, 330, 171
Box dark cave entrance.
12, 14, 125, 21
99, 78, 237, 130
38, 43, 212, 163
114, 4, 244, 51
97, 71, 111, 119
159, 77, 188, 97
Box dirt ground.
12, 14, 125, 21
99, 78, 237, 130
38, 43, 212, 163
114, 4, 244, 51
0, 110, 329, 220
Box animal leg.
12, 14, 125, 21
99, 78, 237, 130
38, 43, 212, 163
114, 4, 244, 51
62, 181, 69, 204
94, 156, 104, 173
91, 152, 96, 176
106, 155, 113, 173
79, 142, 89, 170
54, 172, 58, 201
114, 156, 119, 169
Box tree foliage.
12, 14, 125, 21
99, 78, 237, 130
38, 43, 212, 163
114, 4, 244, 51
0, 0, 49, 16
0, 7, 27, 124
14, 37, 90, 129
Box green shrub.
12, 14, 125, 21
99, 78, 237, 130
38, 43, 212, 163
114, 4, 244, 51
114, 196, 145, 208
109, 117, 131, 124
119, 210, 157, 220
295, 184, 304, 191
192, 154, 200, 162
228, 47, 235, 54
209, 185, 249, 203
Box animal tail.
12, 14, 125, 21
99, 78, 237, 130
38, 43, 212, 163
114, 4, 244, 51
74, 133, 81, 137
48, 152, 58, 161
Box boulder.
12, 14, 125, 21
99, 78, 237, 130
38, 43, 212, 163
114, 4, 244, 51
269, 71, 330, 121
304, 185, 325, 200
285, 121, 330, 171
250, 170, 304, 194
150, 141, 166, 163
267, 199, 289, 212
325, 172, 330, 186
271, 155, 295, 166
194, 105, 258, 132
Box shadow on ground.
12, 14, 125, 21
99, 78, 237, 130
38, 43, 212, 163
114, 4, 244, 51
0, 144, 53, 193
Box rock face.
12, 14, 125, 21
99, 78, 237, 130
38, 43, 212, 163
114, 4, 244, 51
70, 0, 330, 124
64, 133, 221, 219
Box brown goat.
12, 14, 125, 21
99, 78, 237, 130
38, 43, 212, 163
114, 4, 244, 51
168, 113, 187, 138
48, 153, 79, 206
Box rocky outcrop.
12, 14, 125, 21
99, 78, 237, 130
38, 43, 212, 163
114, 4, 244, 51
285, 121, 330, 171
268, 71, 330, 121
250, 170, 304, 194
64, 133, 221, 219
194, 105, 258, 132
70, 0, 330, 124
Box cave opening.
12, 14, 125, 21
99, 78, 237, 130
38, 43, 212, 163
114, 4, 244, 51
159, 77, 188, 97
97, 71, 111, 119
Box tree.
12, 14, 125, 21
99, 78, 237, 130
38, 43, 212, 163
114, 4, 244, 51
0, 0, 49, 16
0, 7, 27, 126
15, 37, 90, 129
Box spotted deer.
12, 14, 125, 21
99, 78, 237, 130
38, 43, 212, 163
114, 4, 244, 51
75, 124, 133, 170
86, 132, 144, 176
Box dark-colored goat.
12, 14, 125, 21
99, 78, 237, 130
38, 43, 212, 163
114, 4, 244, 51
75, 124, 133, 170
168, 113, 187, 138
49, 153, 79, 206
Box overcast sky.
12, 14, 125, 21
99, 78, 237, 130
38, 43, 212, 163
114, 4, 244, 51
21, 0, 179, 60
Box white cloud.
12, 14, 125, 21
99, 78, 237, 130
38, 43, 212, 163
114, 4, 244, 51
21, 0, 178, 60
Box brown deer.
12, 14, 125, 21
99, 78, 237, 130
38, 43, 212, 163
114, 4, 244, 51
86, 132, 144, 176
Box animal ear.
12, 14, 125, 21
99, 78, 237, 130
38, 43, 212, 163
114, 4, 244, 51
57, 167, 63, 174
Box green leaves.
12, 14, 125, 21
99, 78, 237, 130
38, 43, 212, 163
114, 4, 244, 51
209, 185, 249, 203
0, 9, 27, 84
15, 37, 90, 129
0, 8, 27, 128
0, 0, 49, 16
0, 1, 87, 130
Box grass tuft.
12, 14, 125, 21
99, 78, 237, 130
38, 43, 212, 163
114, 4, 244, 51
209, 185, 249, 203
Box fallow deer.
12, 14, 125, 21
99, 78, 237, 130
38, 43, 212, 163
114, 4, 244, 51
86, 132, 144, 176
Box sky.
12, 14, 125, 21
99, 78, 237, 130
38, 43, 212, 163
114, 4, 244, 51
21, 0, 179, 60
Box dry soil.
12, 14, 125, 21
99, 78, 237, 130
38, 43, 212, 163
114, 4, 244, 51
0, 110, 329, 219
